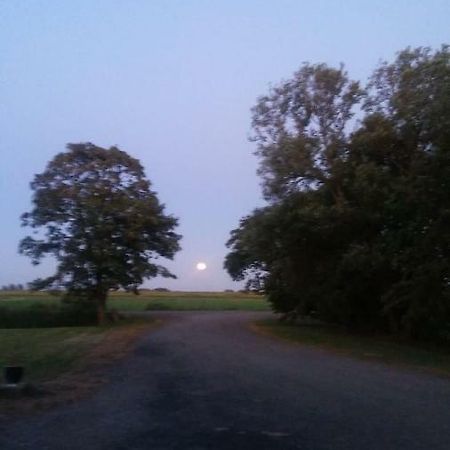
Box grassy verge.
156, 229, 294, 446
0, 319, 156, 382
0, 327, 103, 381
255, 319, 450, 377
0, 318, 158, 416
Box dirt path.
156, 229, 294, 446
1, 311, 450, 449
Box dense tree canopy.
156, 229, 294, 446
225, 46, 450, 341
20, 143, 181, 323
251, 63, 363, 201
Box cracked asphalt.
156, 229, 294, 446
1, 311, 450, 449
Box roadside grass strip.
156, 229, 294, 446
255, 319, 450, 377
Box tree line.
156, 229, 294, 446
224, 46, 450, 341
1, 284, 25, 291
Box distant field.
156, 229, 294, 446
0, 291, 270, 312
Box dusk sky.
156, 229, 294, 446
1, 1, 449, 291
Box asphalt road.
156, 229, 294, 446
1, 311, 450, 450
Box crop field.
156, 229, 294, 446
0, 290, 270, 312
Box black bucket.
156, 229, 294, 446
4, 366, 24, 385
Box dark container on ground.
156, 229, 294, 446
4, 366, 24, 384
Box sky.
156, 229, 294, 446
1, 0, 449, 291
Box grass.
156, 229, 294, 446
141, 293, 269, 311
0, 318, 157, 382
0, 318, 158, 416
0, 290, 270, 312
0, 326, 103, 381
255, 319, 450, 377
0, 292, 58, 309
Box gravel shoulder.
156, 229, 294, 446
1, 311, 450, 450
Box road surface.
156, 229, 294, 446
1, 311, 450, 449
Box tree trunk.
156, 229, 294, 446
331, 182, 346, 211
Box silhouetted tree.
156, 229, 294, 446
20, 143, 182, 324
226, 46, 450, 340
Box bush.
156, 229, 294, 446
0, 303, 97, 328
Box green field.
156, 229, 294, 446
0, 290, 270, 312
256, 319, 450, 377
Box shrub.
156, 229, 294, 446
0, 303, 97, 328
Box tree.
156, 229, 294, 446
251, 63, 363, 202
20, 143, 181, 324
226, 46, 450, 340
361, 45, 450, 338
227, 63, 366, 322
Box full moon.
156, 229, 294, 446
196, 262, 207, 271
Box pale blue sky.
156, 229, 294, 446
1, 1, 449, 290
